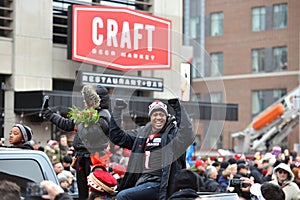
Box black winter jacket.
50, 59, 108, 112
44, 108, 110, 154
109, 102, 194, 200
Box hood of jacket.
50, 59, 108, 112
273, 163, 294, 184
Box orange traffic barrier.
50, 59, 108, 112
252, 103, 284, 130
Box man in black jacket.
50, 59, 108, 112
42, 84, 111, 200
109, 98, 195, 200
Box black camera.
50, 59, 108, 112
26, 182, 47, 199
229, 178, 243, 187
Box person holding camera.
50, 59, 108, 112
109, 98, 195, 200
42, 84, 111, 200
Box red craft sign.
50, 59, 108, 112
71, 5, 172, 71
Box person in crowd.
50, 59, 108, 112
212, 161, 221, 181
204, 166, 226, 192
59, 134, 71, 161
0, 180, 21, 200
109, 98, 195, 200
42, 84, 111, 200
233, 164, 251, 200
168, 169, 204, 200
250, 182, 286, 200
57, 173, 71, 193
59, 170, 77, 194
218, 161, 230, 181
53, 160, 64, 175
190, 159, 206, 179
218, 168, 234, 192
45, 139, 61, 163
201, 155, 212, 167
241, 177, 286, 200
292, 167, 300, 188
249, 158, 264, 184
62, 155, 75, 174
40, 180, 73, 200
269, 163, 300, 200
8, 123, 33, 149
87, 166, 117, 200
111, 145, 124, 164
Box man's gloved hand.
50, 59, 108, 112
115, 98, 128, 110
168, 98, 180, 108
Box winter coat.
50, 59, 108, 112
218, 175, 229, 190
7, 142, 33, 150
44, 145, 61, 162
109, 102, 194, 200
44, 108, 110, 154
269, 163, 300, 200
204, 178, 225, 192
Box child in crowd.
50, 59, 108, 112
8, 124, 33, 150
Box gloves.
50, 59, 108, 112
115, 98, 128, 110
168, 98, 180, 108
42, 107, 53, 119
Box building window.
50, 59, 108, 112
0, 0, 13, 37
252, 7, 266, 32
210, 52, 223, 76
190, 16, 200, 39
210, 92, 223, 103
252, 89, 286, 117
273, 3, 287, 29
210, 12, 223, 36
252, 48, 265, 73
273, 46, 287, 71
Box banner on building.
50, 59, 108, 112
69, 5, 172, 71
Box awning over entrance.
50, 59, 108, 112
14, 91, 238, 122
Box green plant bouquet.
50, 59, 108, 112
68, 106, 108, 151
68, 106, 101, 128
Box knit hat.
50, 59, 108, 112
57, 173, 68, 183
47, 140, 58, 148
87, 169, 117, 194
195, 160, 205, 167
13, 124, 33, 143
148, 100, 168, 117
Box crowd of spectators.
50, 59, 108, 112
185, 145, 300, 199
4, 125, 300, 200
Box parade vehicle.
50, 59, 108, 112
232, 85, 300, 153
0, 147, 78, 199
